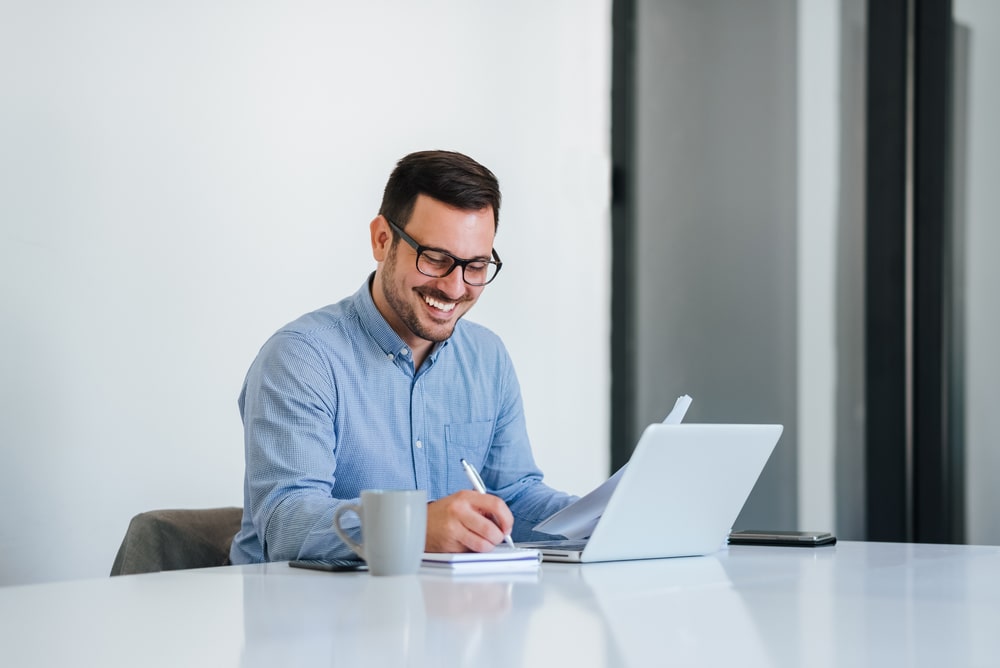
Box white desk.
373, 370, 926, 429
2, 541, 998, 667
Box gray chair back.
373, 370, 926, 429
110, 507, 243, 576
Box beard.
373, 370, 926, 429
380, 242, 469, 344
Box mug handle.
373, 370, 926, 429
333, 503, 365, 559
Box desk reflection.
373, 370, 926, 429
236, 556, 769, 667
719, 543, 1000, 667
541, 556, 771, 667
421, 574, 540, 665
238, 568, 545, 667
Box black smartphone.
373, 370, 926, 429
289, 559, 368, 572
728, 530, 837, 547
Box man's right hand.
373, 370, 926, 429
424, 489, 514, 553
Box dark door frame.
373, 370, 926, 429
610, 0, 637, 473
612, 0, 963, 541
865, 0, 961, 543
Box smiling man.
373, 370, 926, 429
230, 150, 575, 564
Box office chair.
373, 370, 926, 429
110, 507, 243, 576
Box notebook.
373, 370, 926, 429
519, 423, 782, 563
421, 546, 541, 573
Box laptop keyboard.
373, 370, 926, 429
518, 539, 589, 551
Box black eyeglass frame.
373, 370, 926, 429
384, 216, 503, 286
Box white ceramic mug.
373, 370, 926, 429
333, 489, 427, 576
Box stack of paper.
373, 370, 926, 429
421, 546, 541, 573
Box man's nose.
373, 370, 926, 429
437, 266, 467, 297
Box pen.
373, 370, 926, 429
460, 458, 517, 549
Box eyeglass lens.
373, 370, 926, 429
416, 249, 498, 286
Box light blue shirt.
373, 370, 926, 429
230, 276, 575, 563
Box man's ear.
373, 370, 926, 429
370, 215, 392, 262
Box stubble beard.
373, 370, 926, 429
381, 243, 464, 344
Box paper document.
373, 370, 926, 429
663, 394, 692, 424
533, 395, 693, 540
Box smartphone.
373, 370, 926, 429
289, 559, 368, 572
728, 530, 837, 547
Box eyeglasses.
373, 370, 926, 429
384, 217, 503, 286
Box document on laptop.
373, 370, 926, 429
662, 394, 692, 425
533, 395, 692, 539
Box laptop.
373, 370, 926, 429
519, 423, 782, 563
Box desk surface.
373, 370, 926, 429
2, 541, 999, 667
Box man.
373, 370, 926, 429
230, 150, 575, 564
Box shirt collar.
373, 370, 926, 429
354, 273, 450, 363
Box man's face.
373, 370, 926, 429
371, 194, 496, 350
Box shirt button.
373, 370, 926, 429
387, 353, 394, 360
400, 348, 409, 356
415, 440, 423, 449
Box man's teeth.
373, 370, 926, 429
424, 295, 456, 312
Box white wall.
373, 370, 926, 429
0, 0, 611, 585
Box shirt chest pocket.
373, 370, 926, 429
445, 421, 494, 491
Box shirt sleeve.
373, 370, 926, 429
239, 332, 360, 561
479, 350, 578, 541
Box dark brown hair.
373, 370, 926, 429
379, 150, 501, 231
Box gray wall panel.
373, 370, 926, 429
633, 0, 798, 529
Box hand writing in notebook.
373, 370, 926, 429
461, 459, 517, 549
425, 486, 515, 553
